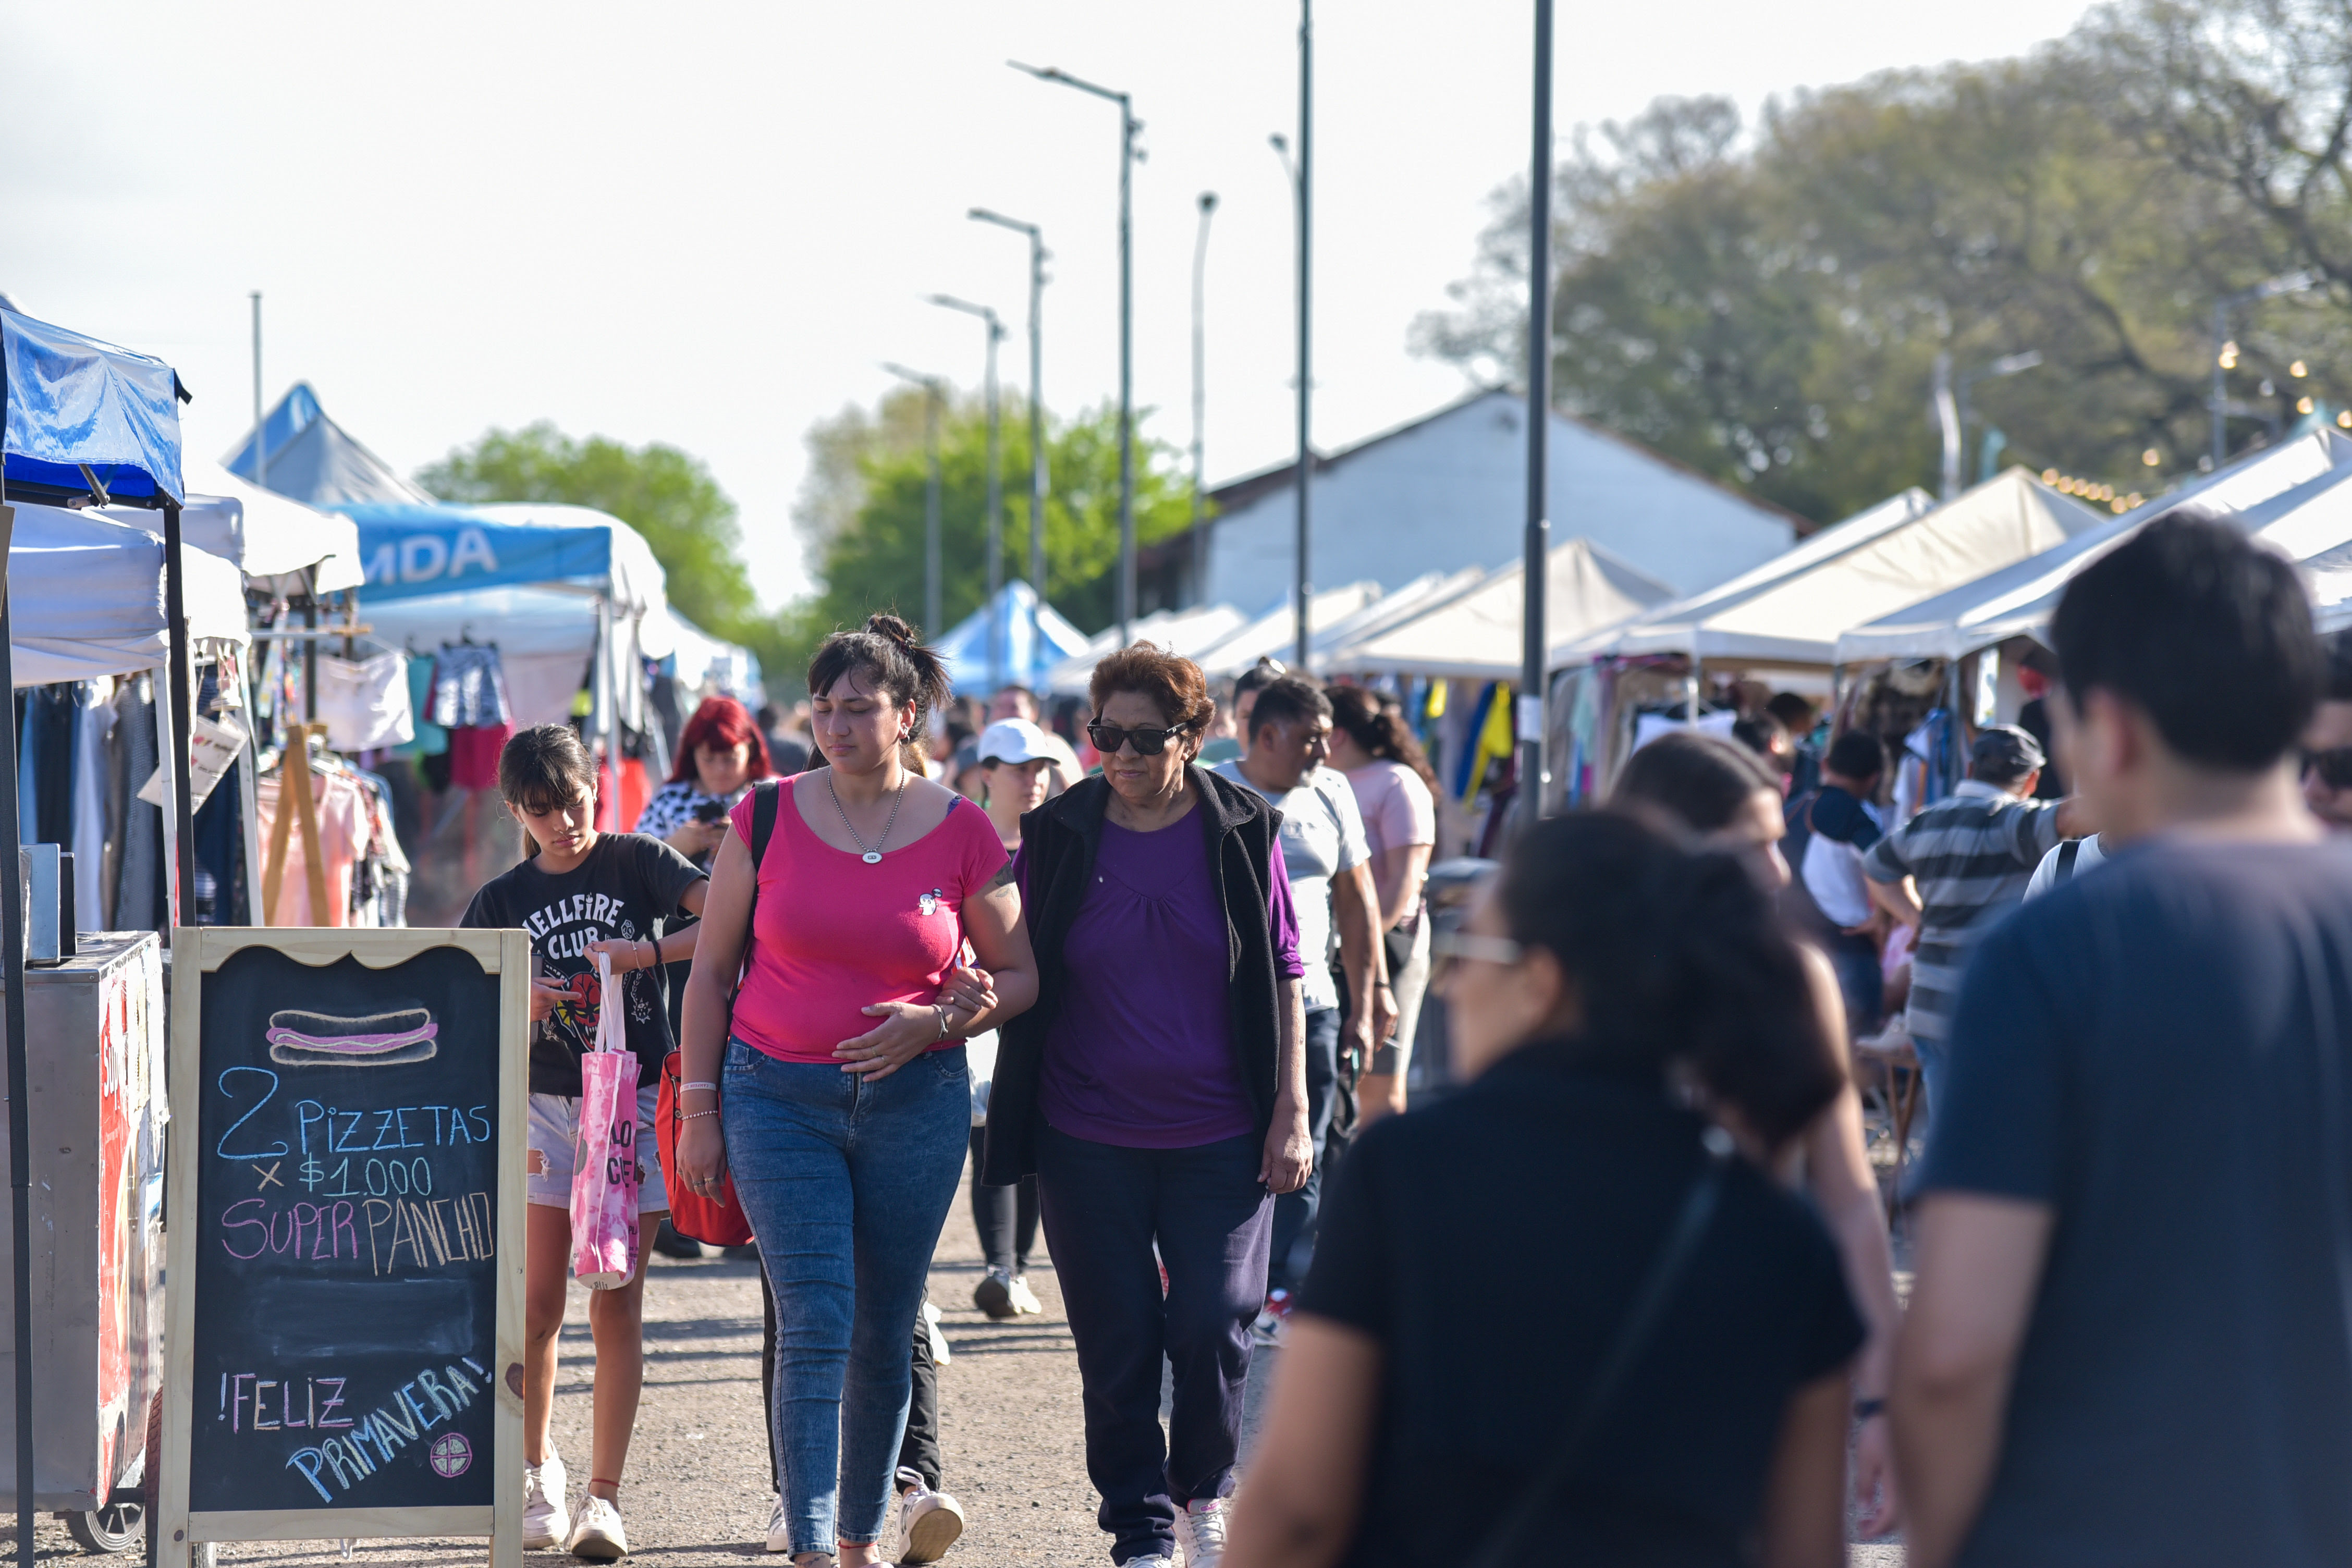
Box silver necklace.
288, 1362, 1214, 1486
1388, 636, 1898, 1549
828, 770, 907, 864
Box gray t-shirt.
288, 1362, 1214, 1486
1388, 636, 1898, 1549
1213, 760, 1369, 1012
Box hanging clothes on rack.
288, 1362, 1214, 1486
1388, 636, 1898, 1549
431, 642, 513, 793
72, 679, 113, 929
111, 675, 165, 933
316, 650, 416, 753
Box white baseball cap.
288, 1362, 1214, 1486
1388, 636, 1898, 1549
977, 718, 1056, 766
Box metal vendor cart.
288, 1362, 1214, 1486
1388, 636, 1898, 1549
0, 934, 169, 1552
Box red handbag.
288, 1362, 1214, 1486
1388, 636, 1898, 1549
654, 780, 782, 1247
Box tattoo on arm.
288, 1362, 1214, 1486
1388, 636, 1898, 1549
983, 861, 1019, 893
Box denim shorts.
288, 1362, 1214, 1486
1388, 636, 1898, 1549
524, 1086, 667, 1213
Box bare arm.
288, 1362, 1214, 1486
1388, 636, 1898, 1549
1223, 1315, 1382, 1568
1367, 842, 1431, 933
1261, 976, 1310, 1194
2050, 794, 2094, 841
1868, 873, 1924, 930
952, 867, 1039, 1036
1757, 1369, 1856, 1568
670, 832, 756, 1192
1795, 947, 1903, 1533
1892, 1193, 2055, 1568
1331, 862, 1395, 1052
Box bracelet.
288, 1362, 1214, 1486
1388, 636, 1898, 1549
678, 1108, 720, 1122
1853, 1398, 1887, 1422
933, 1005, 952, 1042
679, 1081, 720, 1094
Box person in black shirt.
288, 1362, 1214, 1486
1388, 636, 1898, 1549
1224, 812, 1863, 1568
1894, 512, 2352, 1568
459, 725, 708, 1560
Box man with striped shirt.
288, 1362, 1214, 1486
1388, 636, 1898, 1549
1863, 725, 2086, 1105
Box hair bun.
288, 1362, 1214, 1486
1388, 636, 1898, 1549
866, 612, 920, 647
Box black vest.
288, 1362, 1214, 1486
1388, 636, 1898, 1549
979, 766, 1285, 1184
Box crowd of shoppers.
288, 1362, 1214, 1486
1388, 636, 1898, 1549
487, 506, 2352, 1568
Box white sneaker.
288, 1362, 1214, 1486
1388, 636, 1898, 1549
1173, 1497, 1227, 1568
522, 1450, 569, 1550
567, 1494, 629, 1560
923, 1298, 953, 1366
1007, 1273, 1044, 1315
894, 1467, 966, 1564
766, 1494, 791, 1554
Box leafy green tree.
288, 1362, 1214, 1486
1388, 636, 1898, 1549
419, 423, 759, 636
790, 396, 1195, 658
1416, 19, 2352, 525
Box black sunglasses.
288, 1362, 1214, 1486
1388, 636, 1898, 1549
2306, 746, 2352, 790
1087, 720, 1195, 757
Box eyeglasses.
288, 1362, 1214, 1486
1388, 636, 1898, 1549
1429, 929, 1525, 977
1087, 720, 1195, 757
2306, 746, 2352, 791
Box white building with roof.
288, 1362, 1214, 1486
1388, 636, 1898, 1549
1157, 389, 1802, 611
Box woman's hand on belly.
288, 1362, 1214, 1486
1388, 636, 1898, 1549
835, 1001, 948, 1081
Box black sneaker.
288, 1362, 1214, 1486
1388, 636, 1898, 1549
973, 1266, 1017, 1320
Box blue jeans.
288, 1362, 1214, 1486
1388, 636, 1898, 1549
722, 1038, 970, 1552
1269, 1006, 1341, 1294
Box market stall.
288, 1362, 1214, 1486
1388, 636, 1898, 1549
934, 581, 1089, 694
1336, 540, 1669, 681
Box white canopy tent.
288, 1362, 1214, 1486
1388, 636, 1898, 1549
654, 608, 763, 706
1043, 604, 1251, 697
1562, 488, 1936, 665
1190, 582, 1386, 680
1551, 469, 2100, 671
126, 459, 363, 594
1340, 540, 1673, 681
1834, 431, 2352, 663
1310, 569, 1486, 673
10, 503, 248, 687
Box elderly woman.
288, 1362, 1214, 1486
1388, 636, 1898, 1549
983, 644, 1312, 1568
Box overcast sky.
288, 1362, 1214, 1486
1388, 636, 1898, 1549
7, 1, 2095, 609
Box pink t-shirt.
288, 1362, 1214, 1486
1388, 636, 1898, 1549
1343, 760, 1436, 862
729, 779, 1011, 1063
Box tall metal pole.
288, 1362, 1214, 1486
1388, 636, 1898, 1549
0, 459, 31, 1568
925, 387, 942, 638
1009, 63, 1139, 646
1933, 350, 1961, 503
1117, 94, 1137, 647
251, 291, 267, 487
971, 209, 1052, 682
1191, 193, 1218, 608
983, 321, 1002, 687
1518, 0, 1554, 828
2212, 298, 2229, 469
1294, 1, 1314, 667
163, 502, 198, 923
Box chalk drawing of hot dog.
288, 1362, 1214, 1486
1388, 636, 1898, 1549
266, 1005, 438, 1067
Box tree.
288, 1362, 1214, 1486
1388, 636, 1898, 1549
788, 395, 1195, 658
1415, 21, 2352, 525
420, 423, 758, 636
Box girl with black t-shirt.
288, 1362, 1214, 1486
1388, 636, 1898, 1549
1224, 812, 1863, 1568
459, 725, 708, 1561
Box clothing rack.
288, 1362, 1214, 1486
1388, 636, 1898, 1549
260, 721, 330, 924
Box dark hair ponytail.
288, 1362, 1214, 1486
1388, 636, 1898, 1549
1327, 685, 1439, 794
1498, 811, 1841, 1149
806, 612, 953, 768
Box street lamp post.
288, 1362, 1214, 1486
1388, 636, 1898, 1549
970, 209, 1051, 682
1012, 60, 1142, 646
1936, 349, 2044, 498
1191, 192, 1218, 607
933, 295, 1007, 689
2213, 270, 2321, 467
1520, 0, 1554, 828
1271, 2, 1314, 667
884, 363, 947, 637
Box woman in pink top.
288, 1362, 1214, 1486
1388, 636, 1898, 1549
676, 616, 1038, 1566
1326, 687, 1438, 1123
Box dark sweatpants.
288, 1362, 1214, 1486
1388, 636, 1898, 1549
1037, 1122, 1273, 1565
1268, 1006, 1341, 1293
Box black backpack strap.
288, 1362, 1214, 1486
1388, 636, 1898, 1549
2055, 838, 2081, 883
748, 778, 782, 927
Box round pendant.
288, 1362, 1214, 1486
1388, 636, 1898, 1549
862, 851, 883, 865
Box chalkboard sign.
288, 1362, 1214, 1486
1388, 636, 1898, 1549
159, 929, 527, 1567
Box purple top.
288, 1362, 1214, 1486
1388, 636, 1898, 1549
1025, 812, 1305, 1149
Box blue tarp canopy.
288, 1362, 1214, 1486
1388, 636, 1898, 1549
2, 308, 185, 504
224, 383, 432, 507
340, 501, 619, 602
935, 580, 1091, 692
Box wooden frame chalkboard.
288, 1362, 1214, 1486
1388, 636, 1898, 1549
158, 928, 528, 1567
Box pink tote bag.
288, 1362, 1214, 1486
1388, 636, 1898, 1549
569, 952, 643, 1290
